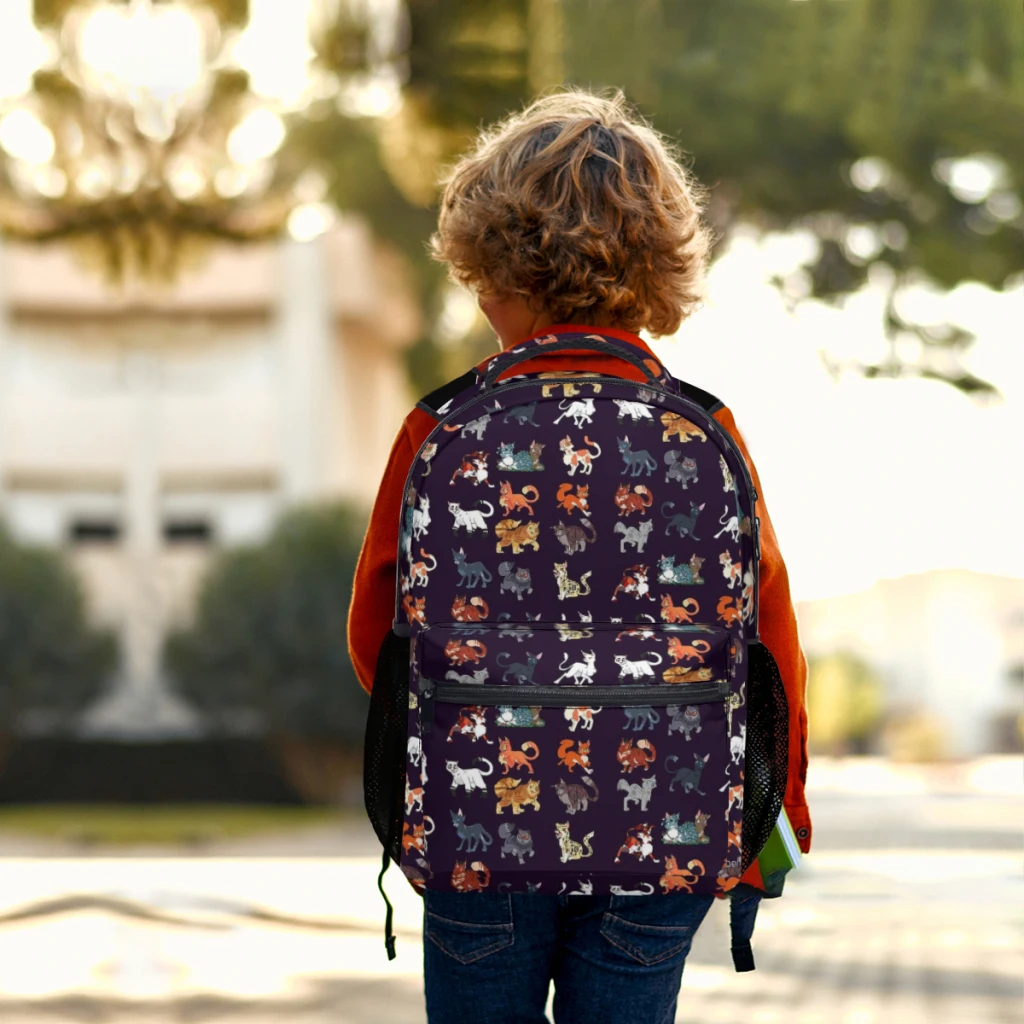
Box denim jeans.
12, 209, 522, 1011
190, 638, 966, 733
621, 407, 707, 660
422, 891, 716, 1024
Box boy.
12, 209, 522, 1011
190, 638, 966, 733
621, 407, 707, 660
349, 89, 809, 1024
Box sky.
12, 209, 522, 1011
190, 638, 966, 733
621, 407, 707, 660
648, 228, 1024, 603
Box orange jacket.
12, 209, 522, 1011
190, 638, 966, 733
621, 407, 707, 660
348, 327, 812, 864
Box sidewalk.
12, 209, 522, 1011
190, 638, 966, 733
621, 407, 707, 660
0, 757, 1020, 1023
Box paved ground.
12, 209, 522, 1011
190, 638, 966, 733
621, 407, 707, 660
0, 757, 1021, 1023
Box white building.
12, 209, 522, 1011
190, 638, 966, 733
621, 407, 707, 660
0, 222, 420, 737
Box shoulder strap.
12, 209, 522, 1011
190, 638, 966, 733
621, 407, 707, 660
676, 379, 724, 415
415, 368, 480, 419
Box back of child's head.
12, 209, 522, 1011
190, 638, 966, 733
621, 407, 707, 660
432, 88, 711, 337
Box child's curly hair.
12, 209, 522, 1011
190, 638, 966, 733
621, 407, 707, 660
431, 89, 712, 337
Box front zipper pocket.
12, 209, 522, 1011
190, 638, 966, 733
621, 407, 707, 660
420, 680, 729, 734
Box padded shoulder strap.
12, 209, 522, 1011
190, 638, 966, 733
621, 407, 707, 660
415, 361, 723, 419
676, 379, 724, 415
415, 368, 479, 419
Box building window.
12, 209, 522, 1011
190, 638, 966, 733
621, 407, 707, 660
163, 519, 213, 544
69, 518, 122, 544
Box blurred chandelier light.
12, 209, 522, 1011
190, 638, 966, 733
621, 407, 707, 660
0, 0, 406, 280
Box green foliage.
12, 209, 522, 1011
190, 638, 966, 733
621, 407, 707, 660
0, 526, 116, 731
165, 503, 369, 745
301, 0, 1022, 398
807, 650, 885, 755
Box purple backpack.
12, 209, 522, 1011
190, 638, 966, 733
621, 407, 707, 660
364, 331, 788, 969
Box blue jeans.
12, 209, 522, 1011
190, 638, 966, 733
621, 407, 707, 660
422, 891, 716, 1024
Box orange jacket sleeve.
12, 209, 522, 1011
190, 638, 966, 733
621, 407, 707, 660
714, 406, 812, 855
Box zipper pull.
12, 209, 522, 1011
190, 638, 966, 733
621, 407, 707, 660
419, 680, 435, 735
754, 516, 761, 562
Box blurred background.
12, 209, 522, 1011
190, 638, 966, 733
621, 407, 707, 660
0, 0, 1021, 1021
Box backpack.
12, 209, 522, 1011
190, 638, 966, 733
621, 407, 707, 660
363, 330, 789, 969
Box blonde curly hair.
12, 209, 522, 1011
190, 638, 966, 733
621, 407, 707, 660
431, 89, 712, 337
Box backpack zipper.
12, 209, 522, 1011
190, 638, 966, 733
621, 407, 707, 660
418, 679, 728, 733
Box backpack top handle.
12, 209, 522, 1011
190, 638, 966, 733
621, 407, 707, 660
480, 332, 665, 391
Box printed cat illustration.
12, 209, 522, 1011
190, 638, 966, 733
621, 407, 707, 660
498, 562, 534, 601
449, 500, 494, 533
722, 774, 744, 821
660, 412, 707, 443
450, 450, 494, 488
497, 440, 545, 472
728, 819, 742, 852
664, 451, 699, 488
615, 652, 662, 681
446, 758, 494, 795
661, 811, 711, 845
503, 401, 539, 427
618, 776, 658, 811
443, 405, 498, 440
450, 809, 493, 853
616, 737, 657, 773
404, 778, 424, 814
498, 823, 536, 864
657, 553, 705, 585
447, 705, 493, 745
494, 777, 542, 815
497, 651, 543, 685
614, 483, 654, 517
618, 436, 658, 477
609, 883, 656, 895
557, 738, 594, 775
559, 435, 602, 475
451, 860, 491, 891
660, 856, 706, 893
563, 706, 601, 731
716, 595, 742, 627
452, 548, 493, 588
497, 737, 540, 774
495, 706, 545, 728
553, 398, 596, 428
402, 594, 427, 625
622, 705, 661, 731
499, 481, 539, 516
552, 775, 599, 815
613, 399, 655, 423
720, 549, 742, 589
611, 564, 655, 602
555, 822, 595, 863
553, 651, 597, 686
445, 639, 487, 666
613, 519, 654, 553
409, 549, 437, 587
660, 593, 700, 623
552, 518, 597, 554
555, 482, 591, 516
614, 823, 659, 863
667, 705, 703, 740
495, 518, 541, 554
445, 667, 490, 685
719, 454, 735, 492
665, 753, 710, 794
730, 723, 746, 765
667, 637, 711, 666
555, 619, 595, 642
661, 501, 705, 539
411, 494, 431, 540
554, 562, 593, 600
402, 817, 434, 857
557, 878, 594, 895
451, 594, 489, 622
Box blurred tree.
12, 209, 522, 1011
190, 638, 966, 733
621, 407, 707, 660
300, 0, 1022, 398
164, 503, 369, 803
806, 650, 884, 755
0, 526, 117, 743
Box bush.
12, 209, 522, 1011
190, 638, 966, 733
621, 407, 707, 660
0, 526, 116, 734
165, 503, 370, 798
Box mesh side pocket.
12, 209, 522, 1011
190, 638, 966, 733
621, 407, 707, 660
741, 640, 789, 873
363, 628, 409, 864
